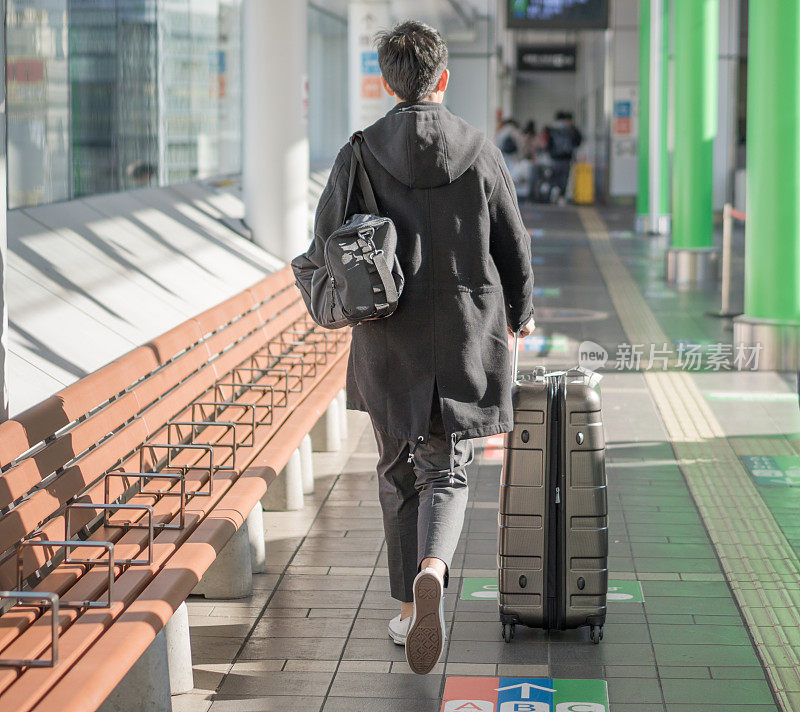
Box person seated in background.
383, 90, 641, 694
546, 110, 583, 204
521, 120, 546, 160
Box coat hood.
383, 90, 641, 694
361, 102, 486, 190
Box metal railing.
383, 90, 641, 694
716, 202, 746, 318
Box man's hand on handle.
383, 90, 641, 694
508, 318, 536, 338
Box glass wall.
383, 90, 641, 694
6, 0, 242, 209
7, 0, 70, 208
308, 3, 348, 168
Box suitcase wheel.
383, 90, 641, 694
590, 625, 603, 644
502, 623, 515, 643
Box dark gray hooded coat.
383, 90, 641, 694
298, 101, 534, 442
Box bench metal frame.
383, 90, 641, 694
104, 471, 187, 531
65, 502, 154, 566
16, 540, 115, 609
0, 592, 59, 667
138, 443, 215, 497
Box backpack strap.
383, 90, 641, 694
371, 253, 399, 310
344, 131, 380, 216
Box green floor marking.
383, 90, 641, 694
707, 392, 798, 403
742, 456, 800, 486
460, 577, 642, 602
521, 334, 569, 355
554, 678, 609, 711
532, 286, 562, 298
460, 577, 497, 600
643, 287, 678, 300
672, 337, 717, 350
607, 579, 644, 602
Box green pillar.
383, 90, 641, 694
671, 0, 717, 249
636, 0, 669, 229
743, 0, 800, 323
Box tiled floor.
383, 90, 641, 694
174, 205, 796, 712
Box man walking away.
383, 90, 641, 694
295, 20, 535, 675
547, 110, 583, 204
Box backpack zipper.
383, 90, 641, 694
407, 435, 424, 464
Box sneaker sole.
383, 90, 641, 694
405, 573, 444, 674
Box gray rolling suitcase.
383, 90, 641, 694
498, 336, 608, 643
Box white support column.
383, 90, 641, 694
310, 401, 342, 452
714, 0, 741, 210
261, 449, 305, 511
192, 522, 253, 599
336, 390, 348, 442
243, 0, 309, 260
97, 630, 171, 712
647, 0, 669, 234
164, 602, 193, 695
300, 434, 314, 494
246, 502, 267, 573
0, 10, 9, 420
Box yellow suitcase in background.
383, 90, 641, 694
572, 163, 595, 205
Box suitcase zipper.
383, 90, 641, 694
554, 376, 566, 631
545, 379, 560, 630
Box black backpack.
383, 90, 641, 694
500, 134, 519, 155
292, 132, 404, 329
548, 126, 574, 160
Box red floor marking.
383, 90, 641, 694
442, 677, 498, 712
484, 433, 505, 461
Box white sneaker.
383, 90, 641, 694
388, 614, 412, 645
405, 568, 446, 674
388, 600, 447, 646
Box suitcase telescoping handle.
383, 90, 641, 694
512, 331, 545, 384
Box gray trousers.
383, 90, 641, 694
372, 395, 474, 602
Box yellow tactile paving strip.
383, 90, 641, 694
579, 207, 800, 711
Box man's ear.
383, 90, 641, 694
437, 68, 450, 93
381, 76, 395, 97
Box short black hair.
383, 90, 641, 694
375, 20, 448, 102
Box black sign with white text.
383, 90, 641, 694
517, 45, 577, 72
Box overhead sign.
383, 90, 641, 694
507, 0, 609, 30
517, 45, 577, 73
442, 676, 609, 712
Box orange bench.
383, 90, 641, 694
0, 266, 349, 711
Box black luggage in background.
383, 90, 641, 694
529, 163, 555, 203
498, 337, 608, 643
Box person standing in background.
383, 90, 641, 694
546, 110, 582, 204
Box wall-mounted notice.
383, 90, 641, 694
348, 2, 393, 134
